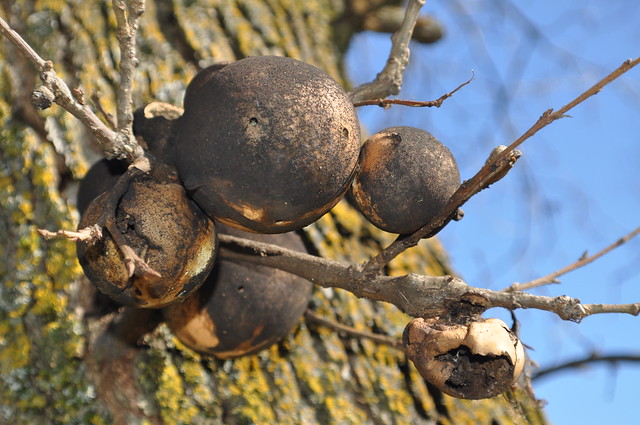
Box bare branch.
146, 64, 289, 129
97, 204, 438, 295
362, 57, 640, 276
0, 12, 145, 161
582, 303, 640, 316
112, 0, 144, 137
353, 72, 474, 108
218, 234, 640, 322
499, 57, 640, 161
0, 15, 48, 69
533, 353, 640, 381
304, 310, 404, 350
505, 226, 640, 292
349, 0, 425, 103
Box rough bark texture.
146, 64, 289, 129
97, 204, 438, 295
0, 1, 548, 424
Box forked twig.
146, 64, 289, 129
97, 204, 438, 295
504, 226, 640, 292
353, 72, 474, 108
2, 3, 158, 277
0, 10, 145, 161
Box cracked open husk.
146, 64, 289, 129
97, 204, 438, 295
403, 317, 525, 399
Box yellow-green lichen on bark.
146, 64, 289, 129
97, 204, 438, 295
0, 84, 104, 423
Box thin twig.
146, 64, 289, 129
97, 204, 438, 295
504, 226, 640, 292
0, 13, 146, 162
38, 224, 103, 243
353, 72, 474, 108
532, 353, 640, 381
218, 234, 640, 322
582, 303, 640, 316
362, 57, 640, 276
0, 15, 47, 68
349, 0, 425, 103
304, 310, 404, 351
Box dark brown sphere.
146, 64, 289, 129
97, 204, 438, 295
172, 55, 361, 233
162, 224, 313, 359
76, 175, 218, 308
132, 102, 182, 165
350, 126, 460, 234
76, 158, 128, 216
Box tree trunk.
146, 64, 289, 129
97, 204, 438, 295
0, 1, 547, 424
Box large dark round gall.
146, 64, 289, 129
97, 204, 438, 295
163, 224, 313, 359
77, 175, 218, 308
173, 56, 361, 233
350, 126, 460, 234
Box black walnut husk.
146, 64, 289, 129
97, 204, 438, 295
350, 126, 460, 234
163, 224, 313, 358
403, 317, 525, 400
173, 55, 361, 234
76, 174, 217, 308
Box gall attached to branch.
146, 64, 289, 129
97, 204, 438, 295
350, 126, 460, 234
76, 171, 218, 308
403, 317, 525, 399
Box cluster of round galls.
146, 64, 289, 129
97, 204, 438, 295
76, 56, 462, 362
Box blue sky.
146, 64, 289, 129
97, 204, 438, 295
347, 1, 640, 423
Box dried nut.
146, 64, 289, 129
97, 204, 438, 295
163, 224, 313, 358
350, 126, 460, 234
76, 175, 217, 308
172, 56, 361, 233
403, 317, 525, 399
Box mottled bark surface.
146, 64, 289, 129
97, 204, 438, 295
0, 1, 547, 424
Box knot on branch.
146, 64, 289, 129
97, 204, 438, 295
31, 85, 55, 110
553, 295, 585, 322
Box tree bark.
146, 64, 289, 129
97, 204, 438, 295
0, 1, 547, 424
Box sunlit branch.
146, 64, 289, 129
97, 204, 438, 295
218, 234, 640, 322
349, 0, 425, 103
504, 225, 640, 292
